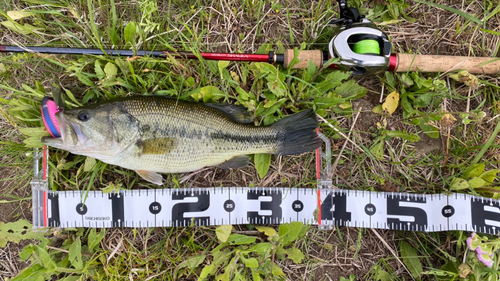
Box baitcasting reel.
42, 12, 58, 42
328, 0, 392, 75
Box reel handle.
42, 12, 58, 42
396, 54, 500, 74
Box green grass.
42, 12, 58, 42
1, 0, 500, 280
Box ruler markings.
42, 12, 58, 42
37, 188, 500, 235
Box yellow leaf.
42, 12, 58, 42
7, 11, 36, 20
215, 225, 232, 243
382, 91, 399, 115
255, 226, 277, 238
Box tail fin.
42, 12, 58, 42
272, 109, 321, 155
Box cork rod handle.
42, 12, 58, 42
283, 49, 323, 69
396, 53, 500, 74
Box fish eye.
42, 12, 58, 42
78, 111, 90, 121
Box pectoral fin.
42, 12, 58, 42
140, 138, 177, 155
136, 170, 163, 185
215, 155, 250, 169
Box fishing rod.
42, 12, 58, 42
1, 0, 499, 75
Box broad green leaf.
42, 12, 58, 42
11, 264, 46, 281
19, 244, 36, 261
468, 177, 486, 188
7, 11, 37, 20
84, 157, 96, 172
94, 61, 105, 79
252, 271, 262, 281
385, 72, 396, 89
212, 249, 232, 266
418, 118, 439, 139
372, 105, 383, 113
382, 92, 399, 115
0, 220, 43, 247
241, 256, 259, 268
255, 226, 276, 238
69, 237, 83, 269
465, 164, 485, 178
174, 254, 206, 278
278, 222, 303, 246
248, 242, 273, 254
282, 247, 304, 264
306, 59, 317, 81
124, 21, 137, 45
215, 225, 232, 243
0, 21, 42, 35
400, 241, 423, 278
23, 136, 46, 148
218, 61, 230, 74
315, 71, 351, 93
235, 87, 252, 101
88, 229, 105, 253
272, 263, 285, 276
450, 178, 469, 190
198, 265, 215, 280
400, 73, 414, 87
372, 266, 392, 281
190, 86, 226, 102
64, 89, 83, 106
104, 62, 118, 79
480, 169, 498, 183
334, 79, 367, 99
386, 130, 420, 142
227, 234, 256, 245
0, 63, 6, 73
254, 153, 271, 178
369, 140, 384, 160
75, 73, 94, 87
37, 245, 56, 271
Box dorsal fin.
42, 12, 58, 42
205, 103, 254, 124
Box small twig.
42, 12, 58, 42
464, 87, 472, 138
379, 84, 385, 103
107, 237, 123, 264
145, 270, 167, 281
332, 108, 361, 174
46, 245, 92, 256
316, 114, 364, 153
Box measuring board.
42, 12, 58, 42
31, 136, 500, 235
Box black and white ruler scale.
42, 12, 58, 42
31, 135, 500, 235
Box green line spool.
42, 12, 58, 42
352, 39, 380, 55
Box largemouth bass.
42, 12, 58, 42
42, 95, 320, 185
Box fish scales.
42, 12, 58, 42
118, 97, 278, 172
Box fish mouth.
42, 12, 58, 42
41, 112, 83, 148
41, 135, 64, 147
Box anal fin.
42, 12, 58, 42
215, 155, 250, 169
136, 170, 163, 185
